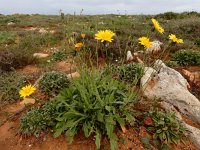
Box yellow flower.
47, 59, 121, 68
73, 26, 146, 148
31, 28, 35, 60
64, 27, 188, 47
138, 37, 152, 48
95, 30, 115, 42
169, 34, 183, 44
81, 33, 86, 39
19, 84, 36, 98
151, 18, 164, 34
75, 42, 83, 51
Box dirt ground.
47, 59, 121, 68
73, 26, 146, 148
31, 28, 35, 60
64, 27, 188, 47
0, 98, 198, 150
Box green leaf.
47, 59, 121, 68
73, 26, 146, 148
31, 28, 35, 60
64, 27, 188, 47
161, 144, 172, 150
97, 112, 104, 122
54, 128, 63, 138
65, 127, 77, 144
95, 130, 101, 150
141, 137, 152, 150
105, 115, 114, 138
105, 106, 111, 112
83, 122, 93, 137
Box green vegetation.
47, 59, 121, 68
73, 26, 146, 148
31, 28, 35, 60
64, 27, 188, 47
0, 72, 26, 103
20, 101, 56, 137
146, 110, 185, 144
54, 69, 136, 150
119, 63, 144, 84
172, 50, 200, 66
38, 71, 70, 95
21, 69, 136, 150
195, 38, 200, 47
0, 31, 16, 45
0, 48, 38, 71
166, 60, 179, 67
50, 50, 66, 62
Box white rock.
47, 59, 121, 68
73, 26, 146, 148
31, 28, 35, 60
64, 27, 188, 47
146, 40, 163, 54
7, 22, 15, 26
33, 53, 49, 58
98, 22, 104, 25
67, 72, 80, 79
141, 60, 200, 124
39, 28, 48, 34
49, 30, 55, 34
126, 51, 134, 61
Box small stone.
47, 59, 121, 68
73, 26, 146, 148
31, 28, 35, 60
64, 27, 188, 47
126, 51, 134, 61
33, 53, 49, 58
38, 28, 48, 34
67, 72, 80, 79
7, 22, 15, 26
20, 98, 35, 105
49, 30, 55, 34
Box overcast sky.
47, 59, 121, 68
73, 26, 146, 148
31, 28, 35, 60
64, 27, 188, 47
0, 0, 200, 15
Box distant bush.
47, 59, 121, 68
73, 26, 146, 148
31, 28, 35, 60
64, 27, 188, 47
155, 11, 200, 20
20, 101, 56, 137
0, 15, 20, 24
182, 11, 200, 17
155, 12, 180, 20
0, 31, 16, 45
18, 31, 63, 50
172, 50, 200, 66
38, 71, 70, 95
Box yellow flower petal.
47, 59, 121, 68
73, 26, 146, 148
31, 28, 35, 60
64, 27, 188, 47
19, 84, 36, 98
95, 30, 115, 43
81, 33, 86, 39
75, 42, 83, 51
169, 34, 184, 44
138, 37, 152, 48
151, 18, 164, 34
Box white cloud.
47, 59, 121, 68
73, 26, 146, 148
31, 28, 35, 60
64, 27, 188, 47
0, 0, 199, 15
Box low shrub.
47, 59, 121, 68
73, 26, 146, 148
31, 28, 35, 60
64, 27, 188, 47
145, 110, 186, 144
0, 72, 26, 103
0, 48, 37, 71
20, 101, 56, 137
101, 64, 120, 77
166, 60, 179, 67
0, 31, 16, 45
38, 71, 70, 95
119, 63, 144, 84
50, 50, 66, 62
53, 69, 136, 150
172, 50, 200, 66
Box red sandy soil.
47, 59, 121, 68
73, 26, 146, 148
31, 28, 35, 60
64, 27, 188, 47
55, 60, 76, 73
0, 100, 198, 150
17, 65, 40, 74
